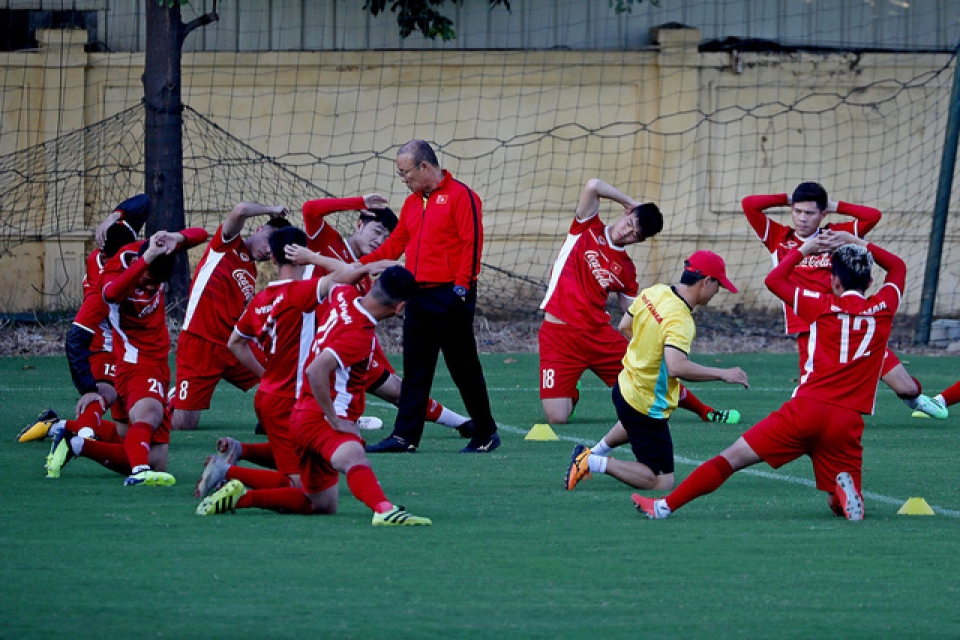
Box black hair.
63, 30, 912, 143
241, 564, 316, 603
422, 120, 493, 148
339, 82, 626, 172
631, 202, 663, 240
792, 182, 828, 211
679, 270, 708, 286
371, 266, 417, 306
831, 244, 873, 292
398, 139, 440, 168
264, 217, 292, 231
137, 241, 176, 282
359, 207, 398, 233
103, 222, 136, 258
268, 226, 308, 266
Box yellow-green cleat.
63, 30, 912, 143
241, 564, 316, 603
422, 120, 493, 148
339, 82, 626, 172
124, 470, 177, 487
707, 409, 741, 425
372, 505, 432, 526
196, 479, 246, 515
44, 429, 75, 479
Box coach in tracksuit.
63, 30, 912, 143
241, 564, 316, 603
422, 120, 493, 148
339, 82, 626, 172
362, 139, 500, 454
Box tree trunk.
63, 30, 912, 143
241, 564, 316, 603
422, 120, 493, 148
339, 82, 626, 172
143, 2, 189, 320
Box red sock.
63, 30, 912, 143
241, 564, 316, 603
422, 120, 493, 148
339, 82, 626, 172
93, 420, 122, 443
226, 466, 293, 489
941, 380, 960, 407
237, 488, 313, 514
665, 455, 735, 512
345, 465, 389, 512
241, 442, 276, 469
80, 440, 132, 475
677, 385, 712, 421
67, 402, 104, 433
123, 421, 153, 471
425, 398, 443, 423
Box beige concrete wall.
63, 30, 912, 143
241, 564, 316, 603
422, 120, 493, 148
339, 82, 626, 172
1, 27, 957, 317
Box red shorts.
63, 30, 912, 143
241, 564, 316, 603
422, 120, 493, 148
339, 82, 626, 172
742, 396, 864, 493
291, 402, 365, 495
797, 333, 900, 378
89, 351, 128, 422
114, 358, 171, 445
171, 331, 261, 411
538, 320, 627, 399
254, 390, 299, 476
366, 341, 396, 388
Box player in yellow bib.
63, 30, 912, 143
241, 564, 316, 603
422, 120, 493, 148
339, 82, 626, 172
565, 251, 750, 492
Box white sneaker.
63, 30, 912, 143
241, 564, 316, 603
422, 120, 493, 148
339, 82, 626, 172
356, 416, 383, 431
911, 395, 948, 420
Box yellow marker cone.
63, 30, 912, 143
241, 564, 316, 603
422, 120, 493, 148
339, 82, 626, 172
897, 497, 935, 516
525, 423, 559, 441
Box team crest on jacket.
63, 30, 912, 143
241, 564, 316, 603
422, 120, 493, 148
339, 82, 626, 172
437, 195, 449, 205
232, 269, 257, 302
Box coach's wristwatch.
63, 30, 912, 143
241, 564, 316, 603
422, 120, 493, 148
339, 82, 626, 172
453, 285, 468, 298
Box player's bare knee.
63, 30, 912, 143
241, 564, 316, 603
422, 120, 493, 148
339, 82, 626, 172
542, 402, 572, 424
171, 409, 201, 431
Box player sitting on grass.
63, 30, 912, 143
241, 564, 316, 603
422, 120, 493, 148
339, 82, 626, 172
538, 178, 740, 427
18, 195, 151, 444
196, 266, 431, 526
295, 193, 474, 437
45, 228, 209, 486
194, 226, 393, 498
633, 231, 905, 521
564, 250, 749, 493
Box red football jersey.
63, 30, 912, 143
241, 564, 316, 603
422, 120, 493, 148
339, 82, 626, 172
303, 197, 373, 294
768, 245, 904, 415
742, 194, 882, 334
234, 278, 325, 399
182, 224, 257, 344
101, 243, 170, 364
540, 212, 639, 330
295, 284, 378, 422
80, 249, 111, 353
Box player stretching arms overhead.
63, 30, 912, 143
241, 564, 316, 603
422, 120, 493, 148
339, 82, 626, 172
292, 194, 473, 436
18, 194, 150, 444
539, 178, 740, 426
634, 231, 905, 521
741, 182, 945, 419
194, 226, 390, 498
45, 228, 210, 486
170, 202, 290, 431
196, 266, 432, 527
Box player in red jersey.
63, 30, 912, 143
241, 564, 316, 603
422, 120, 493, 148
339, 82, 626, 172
194, 226, 392, 498
293, 194, 474, 436
44, 228, 210, 486
633, 230, 905, 521
19, 195, 151, 444
741, 182, 946, 420
170, 202, 291, 431
539, 178, 740, 426
196, 266, 432, 526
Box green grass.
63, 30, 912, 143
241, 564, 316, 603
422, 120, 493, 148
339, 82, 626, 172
2, 352, 959, 638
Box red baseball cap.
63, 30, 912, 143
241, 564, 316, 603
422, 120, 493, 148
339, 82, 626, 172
684, 250, 738, 293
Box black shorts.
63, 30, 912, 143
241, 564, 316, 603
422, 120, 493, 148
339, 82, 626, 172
612, 380, 674, 475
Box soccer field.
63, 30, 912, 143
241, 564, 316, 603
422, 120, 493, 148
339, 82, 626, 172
2, 352, 959, 637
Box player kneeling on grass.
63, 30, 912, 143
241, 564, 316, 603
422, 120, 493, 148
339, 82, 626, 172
197, 266, 431, 526
45, 228, 210, 486
564, 250, 749, 493
633, 231, 904, 521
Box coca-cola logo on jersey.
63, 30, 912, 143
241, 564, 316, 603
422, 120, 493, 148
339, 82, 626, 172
584, 250, 613, 287
798, 253, 832, 269
233, 269, 257, 302
138, 293, 161, 318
